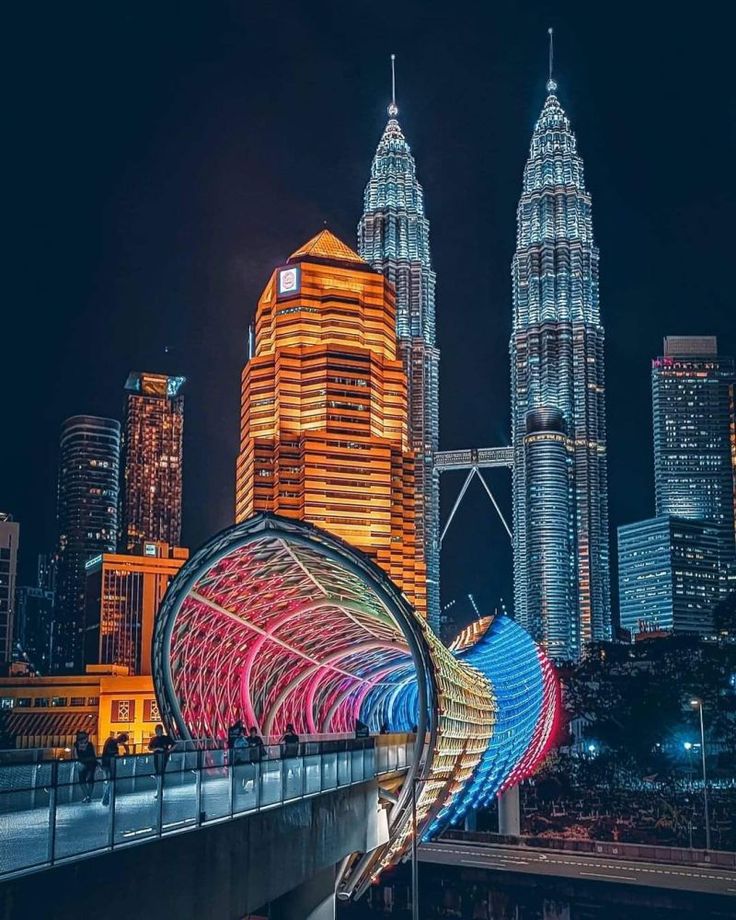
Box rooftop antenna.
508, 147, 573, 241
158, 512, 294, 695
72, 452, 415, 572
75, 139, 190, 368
547, 27, 557, 93
388, 53, 398, 117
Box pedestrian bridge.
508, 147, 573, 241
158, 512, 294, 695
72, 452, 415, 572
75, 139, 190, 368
0, 735, 411, 880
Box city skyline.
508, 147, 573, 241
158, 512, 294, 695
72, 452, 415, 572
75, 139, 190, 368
3, 6, 734, 634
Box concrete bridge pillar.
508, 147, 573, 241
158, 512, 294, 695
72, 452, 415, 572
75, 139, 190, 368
271, 865, 336, 920
498, 784, 521, 836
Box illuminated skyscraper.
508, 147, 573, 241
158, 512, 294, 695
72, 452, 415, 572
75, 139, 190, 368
0, 513, 20, 663
84, 541, 188, 675
235, 229, 426, 613
55, 416, 120, 672
652, 337, 735, 539
358, 67, 439, 628
120, 372, 185, 551
511, 68, 611, 661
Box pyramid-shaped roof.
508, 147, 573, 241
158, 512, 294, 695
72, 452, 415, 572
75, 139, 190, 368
288, 229, 365, 266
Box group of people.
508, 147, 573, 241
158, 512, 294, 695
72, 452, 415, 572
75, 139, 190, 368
227, 720, 302, 760
73, 723, 175, 804
73, 718, 305, 803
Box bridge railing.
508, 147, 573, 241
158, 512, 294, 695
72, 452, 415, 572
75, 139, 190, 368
0, 738, 376, 880
441, 829, 736, 870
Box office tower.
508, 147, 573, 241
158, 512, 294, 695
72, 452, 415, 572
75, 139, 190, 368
0, 514, 20, 663
14, 554, 56, 672
235, 229, 426, 613
84, 541, 188, 675
120, 372, 185, 551
618, 516, 721, 637
652, 337, 735, 543
358, 82, 439, 629
55, 416, 120, 672
510, 75, 611, 661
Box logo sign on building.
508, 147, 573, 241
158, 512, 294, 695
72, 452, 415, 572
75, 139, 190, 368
278, 267, 300, 297
144, 543, 157, 557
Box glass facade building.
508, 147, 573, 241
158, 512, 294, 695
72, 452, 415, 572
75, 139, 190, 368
652, 336, 735, 564
0, 514, 20, 664
120, 372, 185, 551
358, 99, 440, 630
84, 541, 188, 675
55, 416, 120, 672
618, 515, 722, 636
510, 81, 611, 661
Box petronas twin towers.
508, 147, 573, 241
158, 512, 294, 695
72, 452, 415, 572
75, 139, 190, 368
359, 48, 610, 658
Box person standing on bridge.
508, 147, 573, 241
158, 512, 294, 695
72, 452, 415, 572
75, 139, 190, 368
280, 723, 299, 758
100, 731, 129, 806
74, 730, 98, 804
148, 723, 175, 799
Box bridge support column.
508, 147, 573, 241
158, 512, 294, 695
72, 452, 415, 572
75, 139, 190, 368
271, 864, 336, 920
498, 784, 521, 836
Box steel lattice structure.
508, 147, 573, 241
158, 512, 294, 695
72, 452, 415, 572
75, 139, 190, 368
152, 514, 558, 896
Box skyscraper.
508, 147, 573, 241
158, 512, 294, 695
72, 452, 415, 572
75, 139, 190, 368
0, 513, 20, 663
358, 70, 439, 629
652, 337, 735, 541
120, 372, 185, 551
235, 229, 426, 613
510, 70, 611, 661
618, 516, 722, 637
84, 541, 188, 675
55, 416, 120, 672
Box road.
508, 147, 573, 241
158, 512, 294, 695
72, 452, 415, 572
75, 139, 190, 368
419, 840, 736, 897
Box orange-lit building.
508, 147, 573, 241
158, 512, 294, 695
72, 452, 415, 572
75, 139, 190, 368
235, 230, 426, 614
0, 666, 161, 751
121, 372, 185, 551
84, 541, 189, 675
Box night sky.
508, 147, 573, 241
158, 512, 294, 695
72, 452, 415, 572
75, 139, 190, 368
4, 2, 734, 631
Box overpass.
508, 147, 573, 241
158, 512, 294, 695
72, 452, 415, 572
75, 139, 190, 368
419, 834, 736, 898
0, 735, 411, 918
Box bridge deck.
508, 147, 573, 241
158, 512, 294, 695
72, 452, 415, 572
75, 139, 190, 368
0, 738, 411, 879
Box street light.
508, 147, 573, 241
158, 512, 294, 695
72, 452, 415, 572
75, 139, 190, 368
690, 698, 711, 850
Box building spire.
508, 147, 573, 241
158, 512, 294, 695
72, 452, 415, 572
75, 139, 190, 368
388, 53, 398, 117
546, 27, 557, 93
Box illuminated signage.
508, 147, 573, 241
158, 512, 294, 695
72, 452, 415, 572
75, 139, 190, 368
278, 267, 300, 296
144, 543, 157, 557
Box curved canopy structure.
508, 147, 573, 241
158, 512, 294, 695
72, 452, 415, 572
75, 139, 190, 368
152, 514, 558, 896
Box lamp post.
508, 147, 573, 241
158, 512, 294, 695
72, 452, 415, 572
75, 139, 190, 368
410, 776, 425, 920
690, 698, 711, 850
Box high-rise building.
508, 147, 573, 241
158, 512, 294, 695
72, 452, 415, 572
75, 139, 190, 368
618, 516, 721, 637
235, 229, 426, 613
0, 514, 20, 664
84, 541, 188, 675
14, 554, 56, 673
55, 416, 120, 672
358, 83, 439, 629
510, 75, 611, 661
120, 372, 185, 551
652, 337, 735, 545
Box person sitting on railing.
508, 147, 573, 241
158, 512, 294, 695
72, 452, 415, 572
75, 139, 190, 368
280, 723, 299, 757
148, 724, 175, 799
74, 730, 98, 804
100, 731, 129, 806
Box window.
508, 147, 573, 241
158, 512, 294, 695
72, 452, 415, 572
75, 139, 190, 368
15, 697, 31, 708
33, 698, 49, 708
70, 697, 86, 707
87, 697, 99, 707
111, 699, 135, 722
143, 698, 161, 723
50, 697, 68, 707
